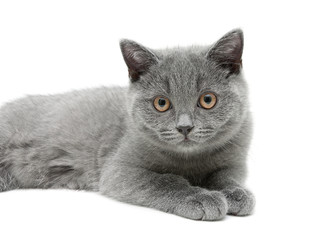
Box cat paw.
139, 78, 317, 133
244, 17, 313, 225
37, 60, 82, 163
222, 187, 255, 216
173, 190, 228, 221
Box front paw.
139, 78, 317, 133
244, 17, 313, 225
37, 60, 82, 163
173, 190, 228, 221
222, 187, 255, 216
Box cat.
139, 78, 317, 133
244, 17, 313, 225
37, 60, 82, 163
0, 29, 255, 221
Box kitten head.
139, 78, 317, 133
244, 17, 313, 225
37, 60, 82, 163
120, 29, 249, 152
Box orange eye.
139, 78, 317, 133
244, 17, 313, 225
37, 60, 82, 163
198, 92, 217, 109
153, 96, 171, 112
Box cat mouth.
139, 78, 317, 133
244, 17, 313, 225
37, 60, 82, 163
181, 137, 194, 144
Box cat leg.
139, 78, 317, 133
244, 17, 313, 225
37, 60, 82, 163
0, 167, 19, 192
99, 162, 228, 221
202, 167, 255, 216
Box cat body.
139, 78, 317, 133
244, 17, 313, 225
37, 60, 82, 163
0, 87, 127, 190
0, 29, 255, 220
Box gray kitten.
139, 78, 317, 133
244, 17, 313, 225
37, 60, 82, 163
0, 29, 255, 220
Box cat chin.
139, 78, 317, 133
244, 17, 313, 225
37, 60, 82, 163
172, 143, 209, 154
158, 135, 210, 145
158, 135, 230, 153
161, 138, 207, 153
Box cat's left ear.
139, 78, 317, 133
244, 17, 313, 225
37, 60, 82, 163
206, 29, 244, 75
120, 39, 159, 82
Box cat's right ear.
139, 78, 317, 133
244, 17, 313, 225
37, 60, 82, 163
120, 39, 159, 82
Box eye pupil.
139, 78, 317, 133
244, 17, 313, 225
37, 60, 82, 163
154, 96, 171, 112
199, 92, 217, 109
158, 98, 166, 107
203, 95, 212, 104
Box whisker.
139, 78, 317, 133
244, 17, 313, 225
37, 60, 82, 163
194, 134, 212, 139
161, 133, 174, 136
161, 136, 178, 141
198, 127, 214, 130
195, 131, 214, 134
159, 129, 173, 133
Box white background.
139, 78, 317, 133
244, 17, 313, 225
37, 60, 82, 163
0, 1, 326, 239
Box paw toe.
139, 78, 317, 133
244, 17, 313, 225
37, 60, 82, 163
223, 187, 255, 216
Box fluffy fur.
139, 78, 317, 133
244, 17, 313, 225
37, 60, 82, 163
0, 29, 255, 220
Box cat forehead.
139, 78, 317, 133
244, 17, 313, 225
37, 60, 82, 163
155, 46, 208, 67
145, 47, 220, 93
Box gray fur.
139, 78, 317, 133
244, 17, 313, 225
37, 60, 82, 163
0, 29, 255, 220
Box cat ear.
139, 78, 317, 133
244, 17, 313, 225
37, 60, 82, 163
120, 39, 159, 82
206, 29, 244, 75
